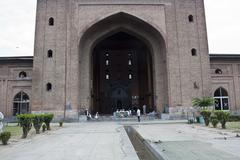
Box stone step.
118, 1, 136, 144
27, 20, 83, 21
87, 115, 157, 122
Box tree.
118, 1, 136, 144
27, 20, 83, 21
214, 111, 230, 129
192, 97, 215, 109
192, 97, 215, 124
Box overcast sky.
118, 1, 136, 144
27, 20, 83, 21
0, 0, 240, 57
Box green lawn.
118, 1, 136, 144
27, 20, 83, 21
226, 122, 240, 132
3, 124, 22, 137
3, 123, 58, 138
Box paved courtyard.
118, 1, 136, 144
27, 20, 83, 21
134, 123, 240, 160
0, 122, 240, 160
0, 123, 138, 160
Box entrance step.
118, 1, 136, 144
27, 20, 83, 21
88, 115, 157, 122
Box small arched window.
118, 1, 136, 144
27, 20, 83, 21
13, 91, 30, 116
215, 68, 223, 74
49, 17, 54, 26
129, 74, 132, 80
48, 50, 53, 58
46, 83, 52, 91
188, 15, 194, 22
106, 59, 109, 66
214, 87, 229, 110
19, 71, 27, 78
128, 59, 132, 66
106, 74, 110, 80
191, 48, 197, 56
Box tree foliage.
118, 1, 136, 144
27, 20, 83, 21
192, 97, 215, 109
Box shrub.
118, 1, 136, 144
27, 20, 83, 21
17, 114, 34, 138
188, 118, 194, 124
33, 114, 44, 134
214, 111, 230, 129
42, 123, 46, 132
59, 121, 63, 127
229, 115, 240, 122
200, 110, 212, 126
196, 117, 200, 123
42, 113, 54, 130
0, 132, 11, 145
210, 115, 219, 128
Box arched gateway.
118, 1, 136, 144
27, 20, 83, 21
79, 13, 168, 114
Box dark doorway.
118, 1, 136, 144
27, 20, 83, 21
92, 32, 154, 114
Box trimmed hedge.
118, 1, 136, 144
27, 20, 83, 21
42, 123, 47, 132
17, 113, 54, 138
17, 114, 34, 138
33, 114, 44, 134
42, 114, 54, 130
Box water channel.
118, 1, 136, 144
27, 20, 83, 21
124, 126, 161, 160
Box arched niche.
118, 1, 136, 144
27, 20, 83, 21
78, 12, 168, 113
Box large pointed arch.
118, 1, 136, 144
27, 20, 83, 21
78, 12, 168, 113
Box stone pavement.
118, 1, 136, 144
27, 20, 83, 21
134, 124, 240, 160
1, 121, 240, 160
0, 123, 138, 160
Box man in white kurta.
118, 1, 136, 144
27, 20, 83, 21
137, 109, 141, 122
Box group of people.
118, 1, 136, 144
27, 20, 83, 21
85, 109, 99, 120
84, 104, 148, 122
114, 108, 142, 122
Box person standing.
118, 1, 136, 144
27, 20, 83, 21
137, 109, 141, 122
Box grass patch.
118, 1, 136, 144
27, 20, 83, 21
226, 122, 240, 132
3, 124, 22, 137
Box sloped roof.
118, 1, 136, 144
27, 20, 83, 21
210, 54, 240, 60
